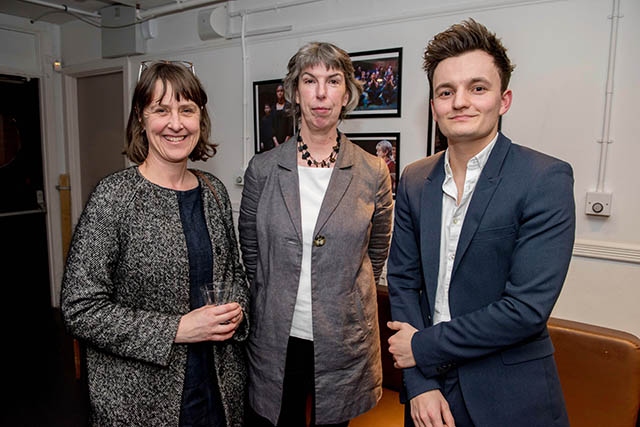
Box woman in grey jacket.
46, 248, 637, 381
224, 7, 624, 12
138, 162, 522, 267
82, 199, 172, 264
61, 61, 248, 427
239, 42, 394, 426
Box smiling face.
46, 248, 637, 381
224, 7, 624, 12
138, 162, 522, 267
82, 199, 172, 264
295, 64, 349, 134
431, 49, 511, 150
142, 79, 201, 166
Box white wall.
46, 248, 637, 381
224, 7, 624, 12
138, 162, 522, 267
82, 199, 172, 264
2, 0, 639, 336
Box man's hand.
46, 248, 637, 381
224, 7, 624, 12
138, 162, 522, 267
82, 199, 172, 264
410, 390, 456, 427
387, 320, 418, 368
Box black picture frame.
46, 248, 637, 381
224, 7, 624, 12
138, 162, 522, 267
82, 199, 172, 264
347, 47, 402, 119
346, 132, 400, 197
426, 106, 448, 156
427, 99, 503, 156
253, 78, 296, 154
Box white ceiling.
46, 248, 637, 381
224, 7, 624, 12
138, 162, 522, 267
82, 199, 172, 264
0, 0, 223, 25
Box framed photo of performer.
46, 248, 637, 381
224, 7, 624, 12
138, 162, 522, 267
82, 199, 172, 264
346, 132, 399, 198
347, 47, 402, 119
253, 78, 295, 153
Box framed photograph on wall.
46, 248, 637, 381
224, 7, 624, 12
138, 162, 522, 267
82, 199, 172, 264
346, 132, 400, 197
427, 107, 448, 156
427, 100, 503, 156
253, 78, 296, 154
347, 47, 402, 119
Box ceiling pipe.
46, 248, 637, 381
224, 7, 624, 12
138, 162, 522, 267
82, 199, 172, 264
137, 0, 228, 20
223, 0, 321, 39
241, 12, 248, 166
225, 25, 292, 40
227, 0, 321, 17
20, 0, 229, 21
595, 0, 621, 192
20, 0, 101, 18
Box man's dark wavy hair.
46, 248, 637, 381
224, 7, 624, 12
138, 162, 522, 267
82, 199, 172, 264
423, 18, 515, 96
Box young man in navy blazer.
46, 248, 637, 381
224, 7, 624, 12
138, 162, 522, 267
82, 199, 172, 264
387, 19, 575, 427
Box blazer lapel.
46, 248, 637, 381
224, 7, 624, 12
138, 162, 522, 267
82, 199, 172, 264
452, 134, 509, 275
314, 135, 354, 232
421, 153, 445, 317
278, 138, 303, 241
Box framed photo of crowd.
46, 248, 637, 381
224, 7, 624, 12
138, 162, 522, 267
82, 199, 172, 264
347, 47, 402, 119
253, 78, 296, 154
346, 132, 400, 198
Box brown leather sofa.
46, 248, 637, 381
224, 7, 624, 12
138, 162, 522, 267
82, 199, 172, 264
376, 285, 640, 426
548, 317, 640, 427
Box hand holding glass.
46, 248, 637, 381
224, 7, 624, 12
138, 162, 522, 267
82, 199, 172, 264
201, 281, 234, 325
201, 281, 230, 306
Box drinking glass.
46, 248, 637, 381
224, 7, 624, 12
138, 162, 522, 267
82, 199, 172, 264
201, 281, 230, 306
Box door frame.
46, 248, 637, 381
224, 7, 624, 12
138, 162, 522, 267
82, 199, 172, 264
56, 59, 133, 307
62, 59, 133, 225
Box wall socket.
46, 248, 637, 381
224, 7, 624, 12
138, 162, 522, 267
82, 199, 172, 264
234, 168, 245, 186
585, 191, 612, 217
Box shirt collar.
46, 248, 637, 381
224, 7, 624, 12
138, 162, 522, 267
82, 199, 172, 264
444, 132, 499, 177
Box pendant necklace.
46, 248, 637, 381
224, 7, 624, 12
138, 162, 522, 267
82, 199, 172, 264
297, 131, 341, 168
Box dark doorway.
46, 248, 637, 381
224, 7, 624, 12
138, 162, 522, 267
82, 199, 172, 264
0, 75, 88, 425
0, 74, 50, 314
0, 71, 52, 403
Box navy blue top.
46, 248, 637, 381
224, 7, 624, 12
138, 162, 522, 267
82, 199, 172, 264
177, 186, 224, 427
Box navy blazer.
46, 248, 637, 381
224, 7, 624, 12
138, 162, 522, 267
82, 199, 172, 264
387, 133, 575, 426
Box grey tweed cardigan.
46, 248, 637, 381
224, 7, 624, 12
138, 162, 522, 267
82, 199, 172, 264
61, 166, 249, 427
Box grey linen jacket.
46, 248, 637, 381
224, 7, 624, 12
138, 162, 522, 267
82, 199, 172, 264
61, 167, 249, 427
239, 134, 394, 425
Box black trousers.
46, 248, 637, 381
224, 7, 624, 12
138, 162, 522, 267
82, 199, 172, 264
248, 337, 350, 427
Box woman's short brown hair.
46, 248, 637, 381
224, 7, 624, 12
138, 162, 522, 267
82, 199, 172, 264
125, 61, 216, 164
283, 41, 363, 125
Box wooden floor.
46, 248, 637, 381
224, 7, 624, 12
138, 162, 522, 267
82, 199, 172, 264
351, 388, 404, 427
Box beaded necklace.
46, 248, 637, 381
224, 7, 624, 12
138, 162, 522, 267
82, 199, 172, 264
297, 131, 341, 168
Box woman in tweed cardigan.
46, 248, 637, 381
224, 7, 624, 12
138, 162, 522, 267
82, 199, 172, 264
61, 61, 248, 427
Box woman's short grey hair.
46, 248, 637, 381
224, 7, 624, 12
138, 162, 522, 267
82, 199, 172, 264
283, 41, 363, 124
376, 139, 393, 155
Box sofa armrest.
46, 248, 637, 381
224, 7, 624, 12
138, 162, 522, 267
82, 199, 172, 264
549, 317, 640, 427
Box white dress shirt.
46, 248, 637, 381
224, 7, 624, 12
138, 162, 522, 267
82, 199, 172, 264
433, 135, 498, 324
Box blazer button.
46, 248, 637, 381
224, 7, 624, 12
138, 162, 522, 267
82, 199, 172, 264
313, 235, 326, 247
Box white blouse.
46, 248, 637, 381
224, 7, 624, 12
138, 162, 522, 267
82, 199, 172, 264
290, 166, 333, 340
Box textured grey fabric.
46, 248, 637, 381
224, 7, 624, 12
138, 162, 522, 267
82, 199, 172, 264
239, 135, 394, 425
61, 166, 249, 427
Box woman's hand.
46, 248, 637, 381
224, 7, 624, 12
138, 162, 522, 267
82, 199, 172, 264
175, 303, 243, 343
